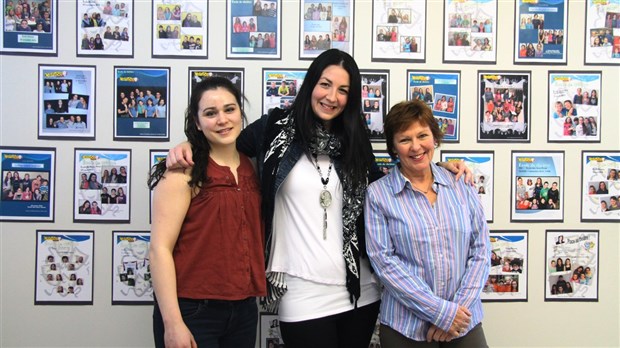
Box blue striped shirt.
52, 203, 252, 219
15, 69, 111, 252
365, 162, 490, 341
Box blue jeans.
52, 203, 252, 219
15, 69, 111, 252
153, 297, 258, 348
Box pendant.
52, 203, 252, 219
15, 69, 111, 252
319, 189, 332, 208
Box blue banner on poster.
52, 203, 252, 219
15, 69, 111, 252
1, 151, 53, 218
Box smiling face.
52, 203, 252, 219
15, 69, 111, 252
393, 121, 435, 178
195, 87, 243, 149
310, 64, 350, 129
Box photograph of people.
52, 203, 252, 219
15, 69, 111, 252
365, 100, 490, 347
164, 49, 471, 347
149, 77, 266, 348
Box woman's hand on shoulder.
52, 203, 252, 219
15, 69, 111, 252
438, 160, 474, 184
167, 142, 194, 169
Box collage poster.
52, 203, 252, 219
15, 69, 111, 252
478, 71, 530, 142
408, 71, 460, 142
581, 151, 620, 221
262, 69, 306, 114
76, 0, 133, 57
1, 0, 57, 55
1, 147, 55, 221
151, 1, 208, 58
300, 0, 353, 59
38, 65, 96, 139
483, 231, 528, 301
228, 0, 281, 59
441, 151, 494, 222
548, 72, 601, 142
188, 68, 244, 105
35, 230, 94, 305
73, 149, 131, 222
444, 0, 497, 63
545, 230, 599, 301
514, 0, 568, 64
149, 150, 167, 224
371, 0, 426, 62
259, 313, 284, 348
585, 0, 620, 65
361, 70, 388, 141
373, 151, 395, 176
511, 151, 564, 222
114, 67, 170, 141
112, 231, 153, 304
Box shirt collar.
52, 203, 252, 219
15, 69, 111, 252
388, 161, 454, 195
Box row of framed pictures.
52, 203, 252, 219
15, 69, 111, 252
37, 64, 605, 144
2, 147, 619, 223
32, 229, 600, 306
2, 0, 619, 66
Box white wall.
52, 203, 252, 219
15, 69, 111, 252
1, 1, 619, 347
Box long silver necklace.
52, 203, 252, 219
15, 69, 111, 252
312, 153, 333, 240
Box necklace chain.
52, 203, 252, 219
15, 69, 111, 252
312, 153, 333, 186
312, 154, 333, 240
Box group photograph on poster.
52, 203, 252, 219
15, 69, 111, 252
227, 0, 281, 59
38, 65, 96, 140
483, 231, 528, 302
443, 0, 497, 63
73, 148, 131, 223
259, 313, 284, 348
409, 70, 461, 142
548, 71, 602, 142
371, 0, 426, 62
300, 0, 352, 59
361, 70, 389, 141
262, 69, 306, 114
441, 151, 494, 222
478, 71, 530, 142
373, 150, 395, 176
545, 230, 599, 301
585, 0, 620, 65
1, 0, 57, 55
581, 151, 620, 222
114, 67, 170, 141
151, 1, 207, 58
76, 0, 133, 57
514, 0, 568, 64
34, 230, 94, 305
112, 231, 153, 305
148, 149, 166, 224
511, 151, 564, 222
0, 147, 55, 221
188, 67, 244, 106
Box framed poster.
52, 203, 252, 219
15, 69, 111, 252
511, 151, 564, 222
408, 70, 461, 142
73, 148, 131, 223
1, 147, 55, 221
149, 150, 167, 224
514, 0, 568, 64
227, 0, 281, 59
581, 151, 620, 222
545, 230, 599, 301
584, 0, 620, 65
374, 150, 396, 176
371, 0, 426, 62
112, 231, 153, 305
151, 1, 207, 58
188, 67, 245, 105
443, 0, 497, 63
441, 151, 494, 222
0, 0, 57, 55
259, 312, 284, 348
548, 71, 602, 142
38, 64, 96, 140
35, 230, 94, 305
300, 0, 353, 59
361, 70, 389, 142
114, 67, 170, 141
76, 0, 134, 57
262, 69, 307, 114
478, 71, 530, 142
483, 230, 528, 302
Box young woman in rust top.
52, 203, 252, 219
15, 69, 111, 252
148, 77, 265, 348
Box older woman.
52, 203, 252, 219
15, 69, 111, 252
365, 100, 490, 347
